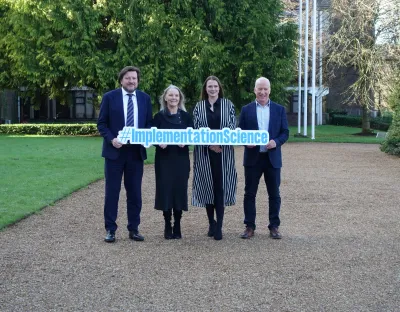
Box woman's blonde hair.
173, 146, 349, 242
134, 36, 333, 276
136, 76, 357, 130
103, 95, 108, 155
159, 85, 186, 112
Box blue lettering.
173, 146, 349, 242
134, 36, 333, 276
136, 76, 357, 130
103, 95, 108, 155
209, 132, 216, 144
248, 132, 254, 144
201, 129, 207, 141
194, 132, 200, 143
156, 131, 163, 143
174, 132, 180, 143
223, 128, 230, 143
261, 132, 268, 144
241, 132, 247, 144
137, 130, 146, 143
145, 131, 152, 147
118, 127, 269, 146
217, 132, 223, 144
187, 128, 193, 143
163, 131, 173, 143
231, 132, 237, 144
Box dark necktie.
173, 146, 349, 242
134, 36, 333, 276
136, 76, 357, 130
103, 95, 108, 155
126, 93, 134, 127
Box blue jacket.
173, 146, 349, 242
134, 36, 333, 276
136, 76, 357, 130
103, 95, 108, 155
97, 88, 152, 160
239, 101, 289, 168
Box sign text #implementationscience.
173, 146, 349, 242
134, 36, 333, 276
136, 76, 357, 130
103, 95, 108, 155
117, 127, 269, 148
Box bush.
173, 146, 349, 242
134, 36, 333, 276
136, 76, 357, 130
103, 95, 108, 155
326, 109, 347, 123
331, 114, 362, 127
26, 119, 97, 124
381, 85, 400, 156
331, 114, 391, 131
381, 113, 400, 156
0, 124, 99, 135
370, 117, 392, 131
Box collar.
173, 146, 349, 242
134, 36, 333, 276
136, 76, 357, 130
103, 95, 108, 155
207, 98, 221, 107
256, 99, 270, 107
165, 108, 181, 116
122, 88, 137, 97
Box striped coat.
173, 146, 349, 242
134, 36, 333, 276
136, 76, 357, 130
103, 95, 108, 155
191, 98, 238, 207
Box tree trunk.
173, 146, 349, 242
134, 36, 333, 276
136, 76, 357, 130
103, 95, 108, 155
361, 107, 370, 134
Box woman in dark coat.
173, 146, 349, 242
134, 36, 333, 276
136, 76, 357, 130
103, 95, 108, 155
192, 76, 238, 240
153, 85, 193, 239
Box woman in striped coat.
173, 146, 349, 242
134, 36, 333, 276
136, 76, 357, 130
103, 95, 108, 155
192, 76, 238, 240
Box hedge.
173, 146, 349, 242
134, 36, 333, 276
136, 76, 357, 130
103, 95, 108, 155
0, 124, 99, 135
381, 109, 400, 156
331, 115, 391, 131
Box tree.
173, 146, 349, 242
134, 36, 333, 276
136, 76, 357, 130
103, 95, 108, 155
0, 0, 108, 104
192, 0, 297, 108
0, 0, 297, 111
325, 0, 400, 134
381, 71, 400, 156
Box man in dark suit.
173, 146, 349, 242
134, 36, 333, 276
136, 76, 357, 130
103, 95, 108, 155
97, 66, 152, 243
238, 77, 289, 239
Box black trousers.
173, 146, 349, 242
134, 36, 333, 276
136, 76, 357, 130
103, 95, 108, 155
243, 153, 281, 230
104, 145, 143, 232
206, 150, 224, 222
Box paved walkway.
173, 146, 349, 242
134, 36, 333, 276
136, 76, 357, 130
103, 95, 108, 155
1, 143, 399, 311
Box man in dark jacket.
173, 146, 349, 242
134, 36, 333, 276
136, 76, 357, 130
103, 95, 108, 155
97, 66, 152, 243
239, 77, 289, 239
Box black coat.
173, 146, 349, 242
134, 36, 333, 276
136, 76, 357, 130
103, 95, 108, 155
153, 109, 193, 211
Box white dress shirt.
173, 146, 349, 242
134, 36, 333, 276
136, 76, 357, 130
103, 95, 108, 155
256, 99, 270, 153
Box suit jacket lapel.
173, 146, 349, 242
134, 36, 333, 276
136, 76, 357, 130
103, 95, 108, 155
135, 91, 142, 128
115, 89, 125, 127
269, 102, 277, 132
250, 102, 258, 130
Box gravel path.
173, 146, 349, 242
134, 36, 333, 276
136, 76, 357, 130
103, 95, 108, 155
1, 143, 399, 312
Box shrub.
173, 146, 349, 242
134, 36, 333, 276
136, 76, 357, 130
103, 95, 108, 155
331, 114, 362, 127
370, 117, 392, 131
326, 109, 347, 123
381, 84, 400, 156
331, 114, 391, 131
381, 113, 400, 156
0, 124, 99, 136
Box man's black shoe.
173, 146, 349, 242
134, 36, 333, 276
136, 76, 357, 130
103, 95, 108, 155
269, 227, 282, 239
104, 231, 116, 243
129, 230, 145, 241
240, 226, 255, 239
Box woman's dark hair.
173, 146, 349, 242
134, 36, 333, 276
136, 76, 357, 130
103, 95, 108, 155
200, 76, 224, 100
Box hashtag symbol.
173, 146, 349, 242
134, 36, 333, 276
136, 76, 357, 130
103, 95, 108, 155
118, 127, 132, 144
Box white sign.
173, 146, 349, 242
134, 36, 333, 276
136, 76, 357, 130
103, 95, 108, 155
117, 127, 269, 148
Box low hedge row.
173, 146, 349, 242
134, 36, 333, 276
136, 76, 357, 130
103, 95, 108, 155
331, 115, 391, 131
0, 124, 99, 135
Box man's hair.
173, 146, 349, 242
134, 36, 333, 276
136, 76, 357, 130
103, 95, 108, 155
118, 66, 141, 83
254, 77, 270, 88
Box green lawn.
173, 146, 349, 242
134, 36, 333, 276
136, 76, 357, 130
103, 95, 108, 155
0, 125, 386, 229
0, 135, 154, 229
288, 125, 386, 144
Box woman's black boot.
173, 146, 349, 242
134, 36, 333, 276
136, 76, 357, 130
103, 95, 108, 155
173, 210, 182, 239
206, 204, 216, 237
214, 206, 224, 240
163, 211, 173, 239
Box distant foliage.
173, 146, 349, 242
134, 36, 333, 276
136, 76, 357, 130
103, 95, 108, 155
0, 124, 98, 135
0, 0, 297, 111
331, 115, 391, 131
381, 82, 400, 156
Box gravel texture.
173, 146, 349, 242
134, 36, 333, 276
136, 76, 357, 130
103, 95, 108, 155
1, 143, 399, 312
